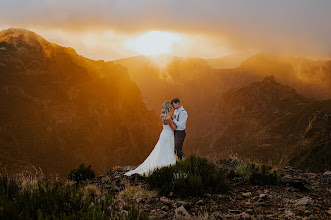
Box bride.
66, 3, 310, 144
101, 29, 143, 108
124, 101, 177, 177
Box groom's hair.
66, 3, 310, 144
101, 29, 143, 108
171, 97, 180, 104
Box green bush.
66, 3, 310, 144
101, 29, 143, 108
249, 164, 279, 185
219, 158, 279, 185
0, 173, 149, 219
144, 154, 230, 197
67, 163, 96, 183
0, 177, 112, 219
127, 203, 150, 220
0, 172, 20, 200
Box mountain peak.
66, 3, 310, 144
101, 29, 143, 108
0, 28, 49, 47
0, 27, 77, 57
262, 75, 276, 84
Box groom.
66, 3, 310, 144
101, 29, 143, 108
170, 97, 188, 161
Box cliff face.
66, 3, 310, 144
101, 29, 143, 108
0, 28, 160, 180
202, 75, 331, 172
289, 111, 331, 172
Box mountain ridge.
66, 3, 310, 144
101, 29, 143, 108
0, 28, 161, 181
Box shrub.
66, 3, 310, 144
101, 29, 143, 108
127, 203, 150, 220
249, 164, 279, 185
0, 173, 149, 219
67, 163, 96, 183
118, 183, 158, 202
219, 158, 279, 185
0, 172, 20, 200
144, 154, 230, 197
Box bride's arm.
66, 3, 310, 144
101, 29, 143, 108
167, 119, 177, 131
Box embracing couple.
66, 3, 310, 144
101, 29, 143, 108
124, 97, 188, 177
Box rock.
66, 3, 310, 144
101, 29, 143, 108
245, 209, 253, 214
259, 193, 267, 199
195, 199, 204, 206
210, 211, 224, 218
136, 198, 144, 203
242, 192, 252, 197
327, 207, 331, 215
161, 205, 169, 211
304, 210, 312, 216
169, 191, 174, 197
160, 196, 170, 204
228, 209, 242, 215
323, 171, 331, 176
145, 197, 157, 204
183, 202, 193, 210
176, 200, 186, 207
281, 175, 311, 191
175, 206, 191, 219
284, 209, 295, 218
240, 212, 251, 219
236, 195, 243, 200
295, 196, 313, 205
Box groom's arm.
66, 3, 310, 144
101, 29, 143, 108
168, 119, 177, 131
173, 112, 188, 128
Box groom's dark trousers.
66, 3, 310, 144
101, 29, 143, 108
174, 129, 186, 160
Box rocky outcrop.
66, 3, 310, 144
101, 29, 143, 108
303, 110, 331, 140
79, 164, 331, 219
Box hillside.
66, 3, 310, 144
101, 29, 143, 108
2, 154, 330, 219
203, 75, 331, 172
238, 52, 331, 100
0, 28, 160, 181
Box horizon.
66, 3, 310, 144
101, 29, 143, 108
1, 1, 331, 61
1, 27, 330, 66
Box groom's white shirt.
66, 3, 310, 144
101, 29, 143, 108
173, 106, 188, 131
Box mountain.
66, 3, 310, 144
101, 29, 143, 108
204, 52, 253, 69
238, 52, 331, 100
114, 53, 331, 170
202, 75, 331, 172
0, 28, 160, 181
289, 110, 331, 172
1, 27, 330, 181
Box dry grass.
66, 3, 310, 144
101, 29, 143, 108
118, 183, 158, 201
112, 165, 121, 171
82, 184, 102, 199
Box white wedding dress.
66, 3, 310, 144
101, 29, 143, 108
124, 124, 177, 177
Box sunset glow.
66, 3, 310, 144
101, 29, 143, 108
124, 31, 183, 56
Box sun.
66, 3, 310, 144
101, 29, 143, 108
125, 31, 183, 56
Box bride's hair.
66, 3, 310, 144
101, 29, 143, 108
160, 101, 172, 119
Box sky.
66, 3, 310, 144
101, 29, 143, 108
1, 0, 331, 61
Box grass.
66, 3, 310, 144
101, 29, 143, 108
0, 170, 149, 219
67, 163, 96, 184
143, 154, 230, 197
218, 153, 280, 185
118, 183, 158, 202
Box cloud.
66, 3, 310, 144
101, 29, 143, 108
1, 0, 331, 59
